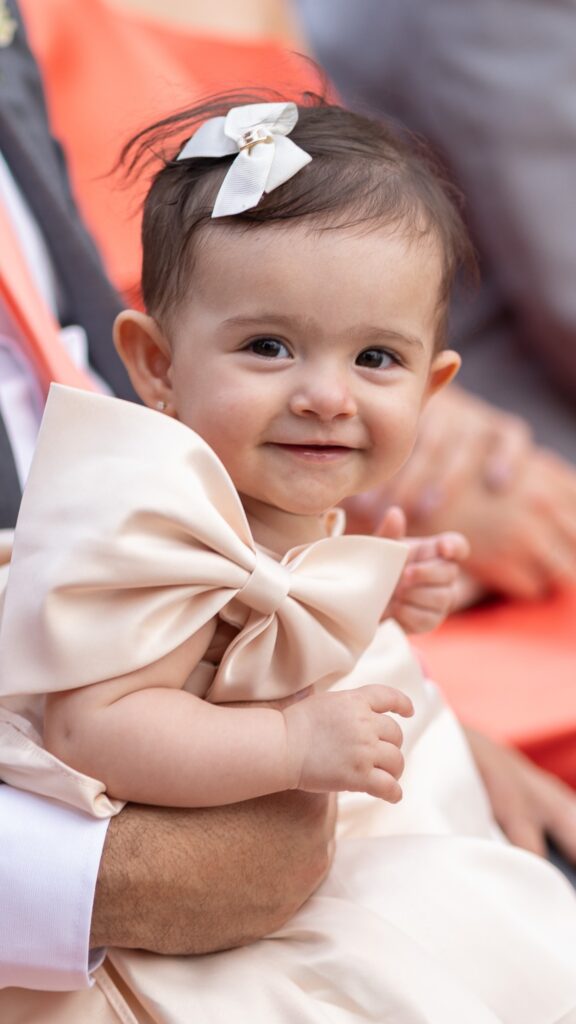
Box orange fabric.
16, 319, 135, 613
415, 587, 576, 786
17, 0, 576, 785
20, 0, 323, 301
0, 198, 95, 391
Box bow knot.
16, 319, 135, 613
177, 102, 312, 218
238, 551, 291, 617
238, 126, 274, 152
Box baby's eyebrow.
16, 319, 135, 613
221, 315, 424, 350
221, 313, 310, 329
358, 327, 424, 350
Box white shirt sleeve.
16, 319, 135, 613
0, 784, 109, 991
0, 144, 114, 992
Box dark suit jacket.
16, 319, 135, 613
0, 0, 138, 527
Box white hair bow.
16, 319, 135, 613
177, 102, 312, 218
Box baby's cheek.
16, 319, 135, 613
374, 412, 421, 477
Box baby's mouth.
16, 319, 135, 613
283, 443, 348, 450
269, 442, 356, 460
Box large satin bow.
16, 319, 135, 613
177, 102, 312, 218
0, 386, 408, 704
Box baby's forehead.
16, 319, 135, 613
190, 215, 445, 279
182, 221, 445, 326
168, 219, 445, 351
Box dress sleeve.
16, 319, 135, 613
0, 784, 108, 991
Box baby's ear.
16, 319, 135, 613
425, 349, 461, 398
114, 311, 175, 413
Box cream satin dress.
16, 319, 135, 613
0, 386, 575, 1024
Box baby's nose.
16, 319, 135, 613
289, 374, 358, 420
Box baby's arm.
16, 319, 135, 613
44, 629, 413, 808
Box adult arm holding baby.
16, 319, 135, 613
90, 788, 336, 955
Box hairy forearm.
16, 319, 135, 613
46, 687, 294, 806
90, 792, 336, 954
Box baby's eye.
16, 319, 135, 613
355, 348, 397, 369
246, 337, 290, 359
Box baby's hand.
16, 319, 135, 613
377, 507, 470, 633
387, 531, 470, 633
282, 684, 413, 802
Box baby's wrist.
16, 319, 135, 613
281, 704, 310, 791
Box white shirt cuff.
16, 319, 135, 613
0, 785, 109, 991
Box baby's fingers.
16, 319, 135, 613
398, 580, 458, 611
377, 714, 404, 749
363, 685, 414, 718
401, 558, 460, 588
376, 741, 405, 780
437, 531, 470, 563
366, 768, 403, 803
375, 505, 407, 541
395, 600, 455, 634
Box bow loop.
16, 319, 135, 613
177, 101, 312, 218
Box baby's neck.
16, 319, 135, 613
240, 496, 328, 556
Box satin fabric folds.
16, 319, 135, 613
0, 386, 575, 1023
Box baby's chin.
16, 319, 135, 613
239, 492, 340, 537
269, 493, 347, 520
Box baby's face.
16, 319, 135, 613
162, 222, 459, 520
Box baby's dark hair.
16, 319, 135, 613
122, 90, 476, 346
